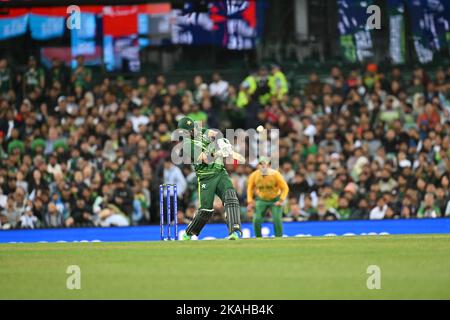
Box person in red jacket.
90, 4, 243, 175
417, 103, 440, 128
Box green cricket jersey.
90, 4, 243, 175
184, 129, 225, 177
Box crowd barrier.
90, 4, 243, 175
0, 218, 449, 243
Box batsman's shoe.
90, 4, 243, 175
181, 234, 199, 241
227, 230, 241, 240
181, 233, 192, 241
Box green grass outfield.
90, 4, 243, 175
1, 234, 449, 299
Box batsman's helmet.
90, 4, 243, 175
177, 117, 195, 131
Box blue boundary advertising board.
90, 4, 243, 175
0, 219, 449, 243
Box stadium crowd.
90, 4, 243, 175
0, 55, 450, 229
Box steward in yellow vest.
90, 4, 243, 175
269, 64, 288, 101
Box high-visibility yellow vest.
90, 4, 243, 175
254, 75, 271, 105
236, 75, 257, 108
236, 90, 249, 108
242, 75, 257, 95
259, 92, 271, 105
269, 70, 288, 100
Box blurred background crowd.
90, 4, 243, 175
1, 54, 450, 229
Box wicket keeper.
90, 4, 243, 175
247, 157, 289, 237
177, 117, 242, 240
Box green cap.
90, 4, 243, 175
7, 140, 25, 154
31, 138, 46, 151
177, 117, 195, 131
258, 156, 270, 164
53, 139, 68, 151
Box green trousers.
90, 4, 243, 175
198, 170, 234, 210
254, 197, 283, 237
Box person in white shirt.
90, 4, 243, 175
20, 204, 38, 229
370, 197, 389, 220
97, 208, 130, 227
47, 153, 62, 176
209, 72, 229, 101
130, 106, 149, 133
163, 159, 187, 199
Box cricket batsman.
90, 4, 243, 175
177, 117, 243, 240
247, 157, 289, 237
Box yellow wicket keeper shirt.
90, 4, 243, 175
247, 168, 289, 202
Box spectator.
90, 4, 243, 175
163, 159, 187, 198
379, 96, 401, 125
362, 130, 381, 158
0, 194, 21, 229
97, 208, 130, 227
279, 162, 295, 184
417, 193, 441, 218
304, 72, 323, 102
369, 197, 393, 220
417, 103, 441, 129
112, 175, 134, 221
336, 197, 351, 220
66, 197, 92, 227
435, 187, 448, 215
319, 128, 342, 154
298, 195, 315, 220
23, 56, 45, 98
44, 202, 64, 228
193, 75, 208, 103
322, 185, 338, 210
378, 168, 398, 193
351, 198, 370, 220
130, 106, 150, 133
400, 194, 415, 219
47, 57, 67, 91
13, 187, 27, 217
209, 72, 229, 101
0, 58, 14, 101
283, 197, 301, 221
308, 198, 337, 221
71, 55, 92, 91
20, 202, 39, 229
288, 172, 310, 201
269, 64, 288, 101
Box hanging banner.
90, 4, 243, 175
433, 1, 450, 50
0, 14, 28, 40
406, 0, 435, 63
72, 12, 96, 39
102, 6, 140, 72
103, 35, 140, 72
103, 5, 139, 37
71, 13, 97, 68
405, 0, 450, 64
29, 14, 65, 40
170, 0, 257, 50
388, 0, 406, 64
337, 0, 374, 63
